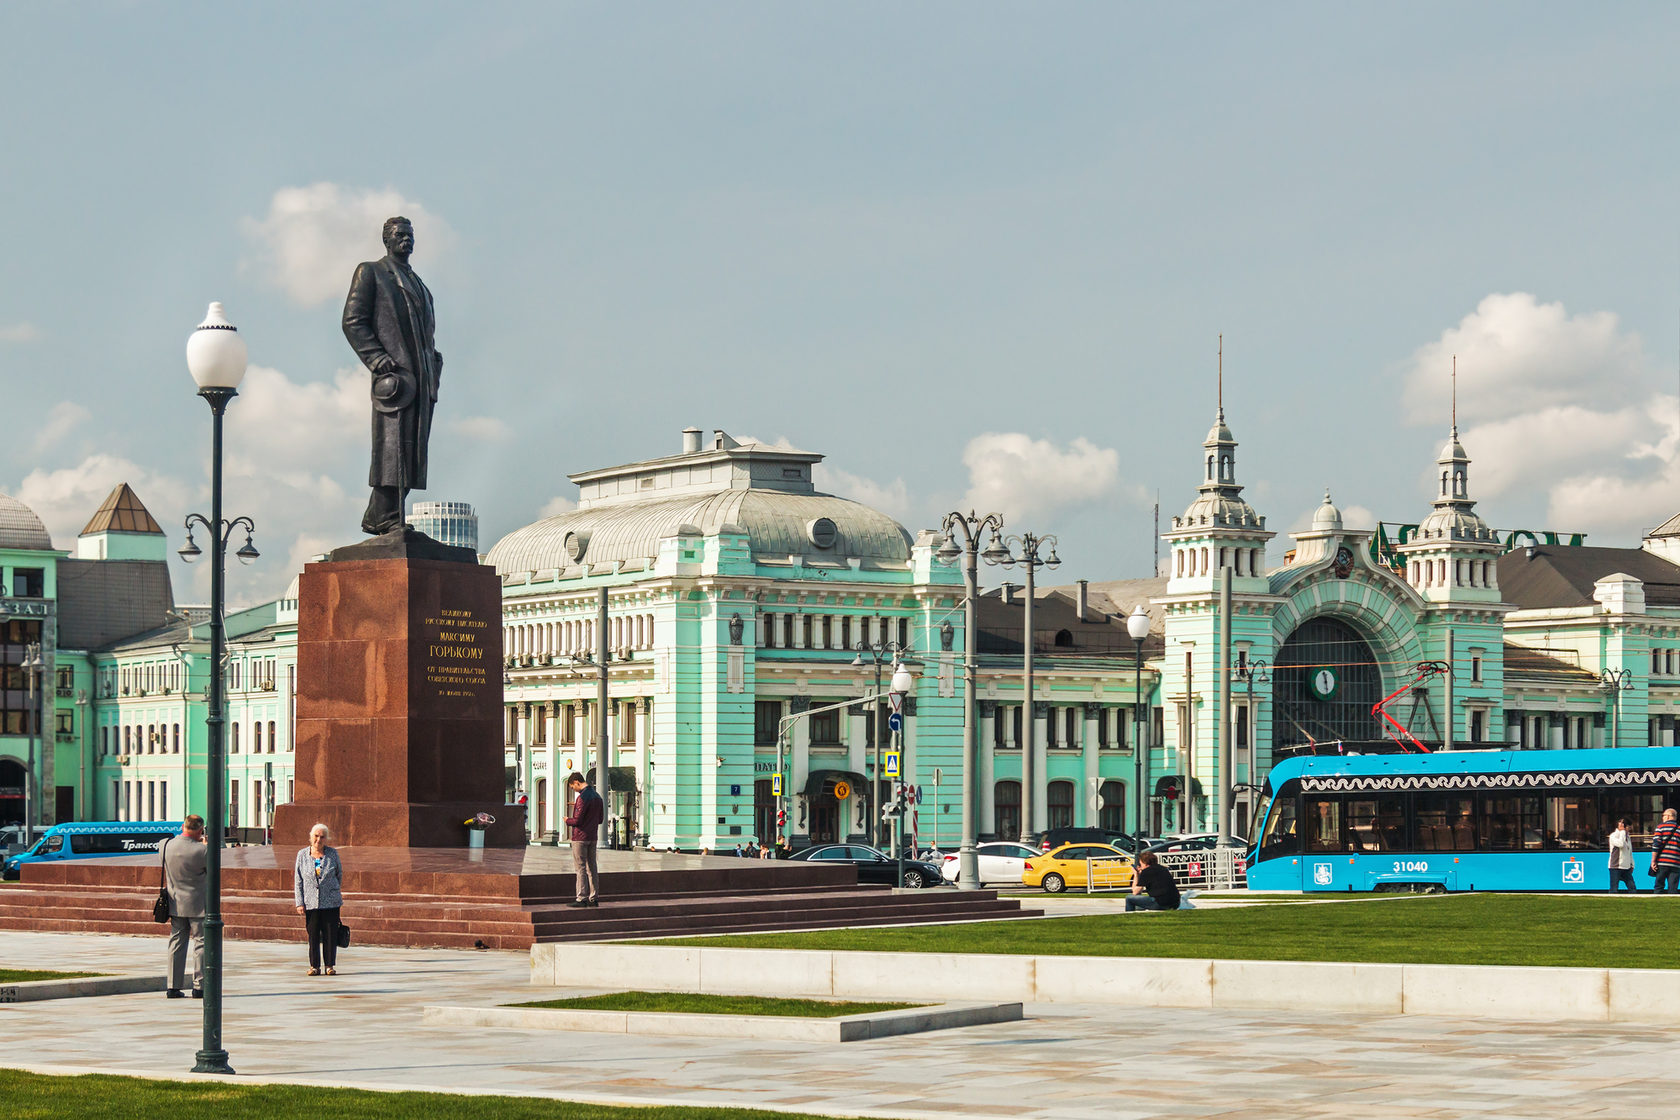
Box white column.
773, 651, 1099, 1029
979, 701, 996, 838
1082, 704, 1101, 828
545, 704, 560, 838
1032, 702, 1049, 831
791, 614, 805, 650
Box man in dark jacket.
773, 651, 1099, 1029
564, 772, 604, 907
341, 216, 443, 536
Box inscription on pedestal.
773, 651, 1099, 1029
423, 605, 491, 701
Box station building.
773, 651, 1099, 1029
9, 404, 1680, 848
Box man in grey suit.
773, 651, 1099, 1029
341, 216, 443, 536
163, 814, 207, 999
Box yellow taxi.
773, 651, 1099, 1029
1022, 842, 1134, 893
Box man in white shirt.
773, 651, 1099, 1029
1608, 818, 1637, 893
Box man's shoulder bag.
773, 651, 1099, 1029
152, 838, 171, 923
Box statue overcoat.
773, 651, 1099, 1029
341, 256, 442, 490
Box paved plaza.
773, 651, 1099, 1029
0, 928, 1672, 1118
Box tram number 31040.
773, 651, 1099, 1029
1391, 861, 1429, 874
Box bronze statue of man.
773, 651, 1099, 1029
341, 216, 442, 536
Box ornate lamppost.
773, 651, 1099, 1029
177, 302, 257, 1076
1237, 657, 1270, 835
21, 642, 42, 845
994, 532, 1058, 844
1125, 605, 1151, 846
936, 512, 1008, 890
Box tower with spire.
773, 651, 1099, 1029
1157, 337, 1277, 834
1395, 359, 1509, 743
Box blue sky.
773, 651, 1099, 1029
3, 3, 1677, 604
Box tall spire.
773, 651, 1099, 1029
1451, 353, 1457, 434
1217, 333, 1223, 417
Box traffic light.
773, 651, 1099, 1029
776, 809, 787, 828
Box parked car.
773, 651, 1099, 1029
1022, 842, 1134, 894
939, 841, 1039, 886
0, 826, 26, 857
1035, 828, 1145, 854
789, 843, 947, 889
1141, 834, 1246, 855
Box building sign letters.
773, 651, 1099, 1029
421, 606, 492, 701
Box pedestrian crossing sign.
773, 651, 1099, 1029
771, 772, 782, 797
885, 750, 901, 779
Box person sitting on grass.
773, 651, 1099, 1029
1125, 851, 1182, 912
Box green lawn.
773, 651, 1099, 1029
0, 969, 100, 983
646, 895, 1680, 969
510, 991, 922, 1017
0, 1070, 862, 1120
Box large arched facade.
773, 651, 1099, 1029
1268, 555, 1427, 755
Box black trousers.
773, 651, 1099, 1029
1609, 867, 1637, 891
305, 907, 341, 968
362, 486, 406, 535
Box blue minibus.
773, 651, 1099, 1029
1, 821, 181, 880
1246, 748, 1677, 892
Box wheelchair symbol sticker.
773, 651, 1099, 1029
1312, 862, 1332, 886
1562, 862, 1584, 884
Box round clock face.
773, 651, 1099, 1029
1308, 667, 1340, 701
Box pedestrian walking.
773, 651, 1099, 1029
162, 814, 207, 999
293, 823, 344, 975
564, 772, 603, 907
1609, 818, 1637, 892
1651, 808, 1680, 893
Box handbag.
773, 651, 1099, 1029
335, 923, 352, 949
151, 838, 172, 924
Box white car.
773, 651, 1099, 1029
939, 841, 1040, 886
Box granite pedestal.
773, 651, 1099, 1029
273, 531, 524, 849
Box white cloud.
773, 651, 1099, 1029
814, 464, 913, 523
1400, 292, 1646, 424
452, 416, 509, 442
1397, 292, 1672, 545
15, 454, 192, 548
240, 183, 453, 307
31, 402, 90, 455
0, 322, 39, 343
960, 433, 1127, 523
538, 496, 576, 518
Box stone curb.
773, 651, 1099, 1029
532, 942, 1680, 1024
0, 975, 166, 1003
422, 1000, 1023, 1041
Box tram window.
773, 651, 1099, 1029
1345, 797, 1407, 852
1257, 793, 1299, 862
1603, 793, 1666, 846
1414, 793, 1476, 852
1305, 799, 1343, 852
1478, 794, 1544, 851
1545, 793, 1599, 851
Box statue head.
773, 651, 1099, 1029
382, 216, 415, 259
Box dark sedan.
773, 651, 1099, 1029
790, 843, 947, 889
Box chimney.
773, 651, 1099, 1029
1076, 579, 1089, 622
681, 427, 702, 455
999, 582, 1018, 605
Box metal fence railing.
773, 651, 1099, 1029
1156, 847, 1247, 891
1083, 856, 1135, 894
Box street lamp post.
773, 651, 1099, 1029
1238, 658, 1269, 835
1126, 605, 1150, 846
178, 302, 256, 1077
937, 511, 1008, 891
852, 621, 904, 847
995, 533, 1059, 845
888, 660, 916, 886
1602, 668, 1633, 748
21, 642, 42, 846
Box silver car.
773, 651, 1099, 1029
939, 841, 1040, 886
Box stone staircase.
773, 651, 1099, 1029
0, 848, 1037, 950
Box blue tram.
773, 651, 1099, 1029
1245, 748, 1678, 892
